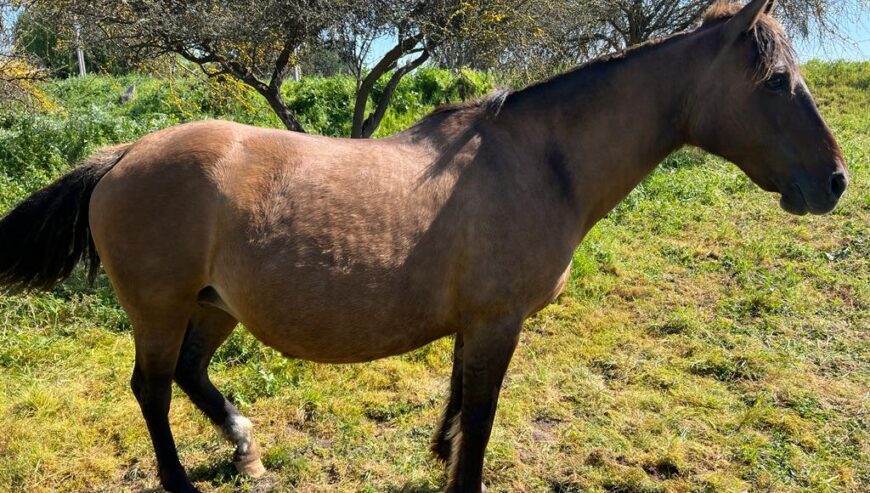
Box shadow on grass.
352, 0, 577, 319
385, 479, 444, 493
154, 463, 440, 492
185, 459, 282, 492
187, 458, 239, 483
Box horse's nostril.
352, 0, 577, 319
830, 172, 848, 200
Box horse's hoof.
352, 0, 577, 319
234, 456, 267, 478
162, 482, 201, 493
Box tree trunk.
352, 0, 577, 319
351, 33, 425, 138
360, 51, 430, 138
262, 87, 305, 133
351, 79, 374, 138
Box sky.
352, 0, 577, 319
794, 13, 870, 61
369, 10, 870, 65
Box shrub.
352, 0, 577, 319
0, 68, 496, 199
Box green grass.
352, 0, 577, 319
0, 61, 867, 492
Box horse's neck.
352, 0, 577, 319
502, 33, 699, 238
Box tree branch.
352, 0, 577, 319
360, 48, 429, 138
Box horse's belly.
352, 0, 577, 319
247, 317, 452, 364
215, 267, 458, 364
236, 298, 455, 363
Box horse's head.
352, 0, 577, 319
688, 0, 848, 215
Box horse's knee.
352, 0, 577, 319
130, 365, 175, 421
173, 371, 196, 393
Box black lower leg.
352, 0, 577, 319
174, 350, 246, 435
132, 364, 197, 493
432, 334, 464, 462
447, 323, 521, 493
450, 398, 498, 492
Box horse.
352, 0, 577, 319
0, 1, 848, 491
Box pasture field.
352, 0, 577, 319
0, 61, 867, 492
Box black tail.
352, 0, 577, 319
0, 144, 131, 292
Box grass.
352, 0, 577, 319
0, 61, 867, 492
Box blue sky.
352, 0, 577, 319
794, 14, 870, 61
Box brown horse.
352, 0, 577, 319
0, 1, 848, 491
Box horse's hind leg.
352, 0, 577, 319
173, 306, 265, 478
128, 303, 198, 493
431, 334, 464, 463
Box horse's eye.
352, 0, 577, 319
764, 73, 789, 91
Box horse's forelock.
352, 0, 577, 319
702, 1, 798, 83
703, 1, 745, 22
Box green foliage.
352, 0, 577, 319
13, 11, 78, 78
298, 44, 348, 78
0, 67, 496, 205
285, 75, 357, 136
404, 67, 495, 106
803, 60, 870, 91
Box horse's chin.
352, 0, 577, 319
779, 188, 809, 216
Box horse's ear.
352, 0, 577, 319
765, 0, 777, 14
723, 0, 772, 42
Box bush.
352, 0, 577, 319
285, 75, 357, 136
0, 68, 496, 200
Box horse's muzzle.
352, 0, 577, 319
780, 170, 849, 216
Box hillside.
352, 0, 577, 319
0, 61, 867, 492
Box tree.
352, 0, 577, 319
552, 0, 870, 58
333, 0, 435, 138
27, 0, 341, 132
583, 1, 710, 49
334, 0, 525, 138
432, 0, 545, 71
298, 43, 348, 77
0, 1, 48, 106
483, 0, 870, 82
13, 9, 138, 77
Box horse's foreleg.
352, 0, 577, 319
173, 306, 265, 478
446, 318, 522, 493
129, 307, 198, 493
431, 334, 464, 463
